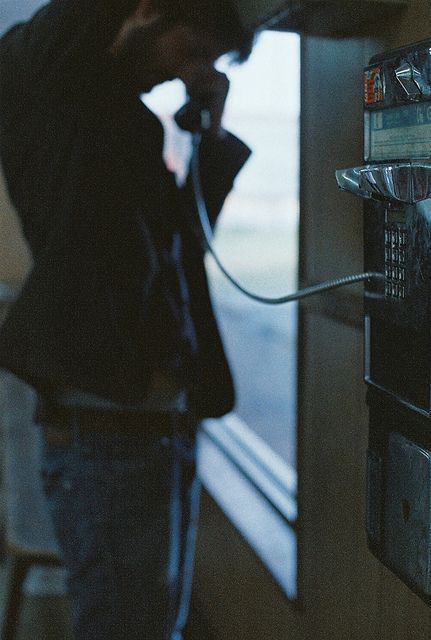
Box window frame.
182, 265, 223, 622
199, 412, 299, 601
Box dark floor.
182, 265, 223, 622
0, 560, 212, 639
9, 590, 73, 640
0, 524, 70, 638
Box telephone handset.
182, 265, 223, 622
174, 99, 212, 133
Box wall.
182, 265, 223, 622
386, 0, 431, 47
190, 2, 431, 639
0, 168, 31, 286
297, 23, 431, 637
0, 0, 42, 287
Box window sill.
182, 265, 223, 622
198, 413, 298, 601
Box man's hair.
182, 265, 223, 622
152, 0, 255, 62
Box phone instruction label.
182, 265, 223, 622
364, 67, 385, 105
369, 103, 431, 160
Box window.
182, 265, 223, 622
0, 0, 43, 35
145, 30, 300, 599
209, 31, 300, 468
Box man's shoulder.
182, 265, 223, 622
0, 1, 138, 100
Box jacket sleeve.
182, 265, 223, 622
180, 131, 252, 238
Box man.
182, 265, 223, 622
0, 0, 254, 638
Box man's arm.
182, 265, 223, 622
176, 61, 252, 228
192, 132, 251, 227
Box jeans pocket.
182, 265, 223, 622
176, 432, 197, 468
40, 444, 74, 499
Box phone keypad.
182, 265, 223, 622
384, 223, 407, 300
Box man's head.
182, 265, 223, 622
111, 0, 255, 92
150, 0, 255, 63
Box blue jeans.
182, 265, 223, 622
40, 421, 200, 640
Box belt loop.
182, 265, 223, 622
176, 411, 196, 436
34, 394, 48, 425
170, 412, 178, 437
71, 406, 80, 446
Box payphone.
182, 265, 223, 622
337, 39, 431, 604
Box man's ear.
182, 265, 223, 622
131, 0, 160, 26
111, 0, 160, 54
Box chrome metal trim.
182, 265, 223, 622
336, 162, 431, 204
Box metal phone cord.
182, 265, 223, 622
191, 133, 383, 305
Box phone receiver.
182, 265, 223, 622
174, 100, 212, 133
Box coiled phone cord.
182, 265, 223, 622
191, 133, 384, 305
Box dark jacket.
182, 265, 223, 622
0, 0, 251, 417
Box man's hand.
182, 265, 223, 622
176, 62, 229, 138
